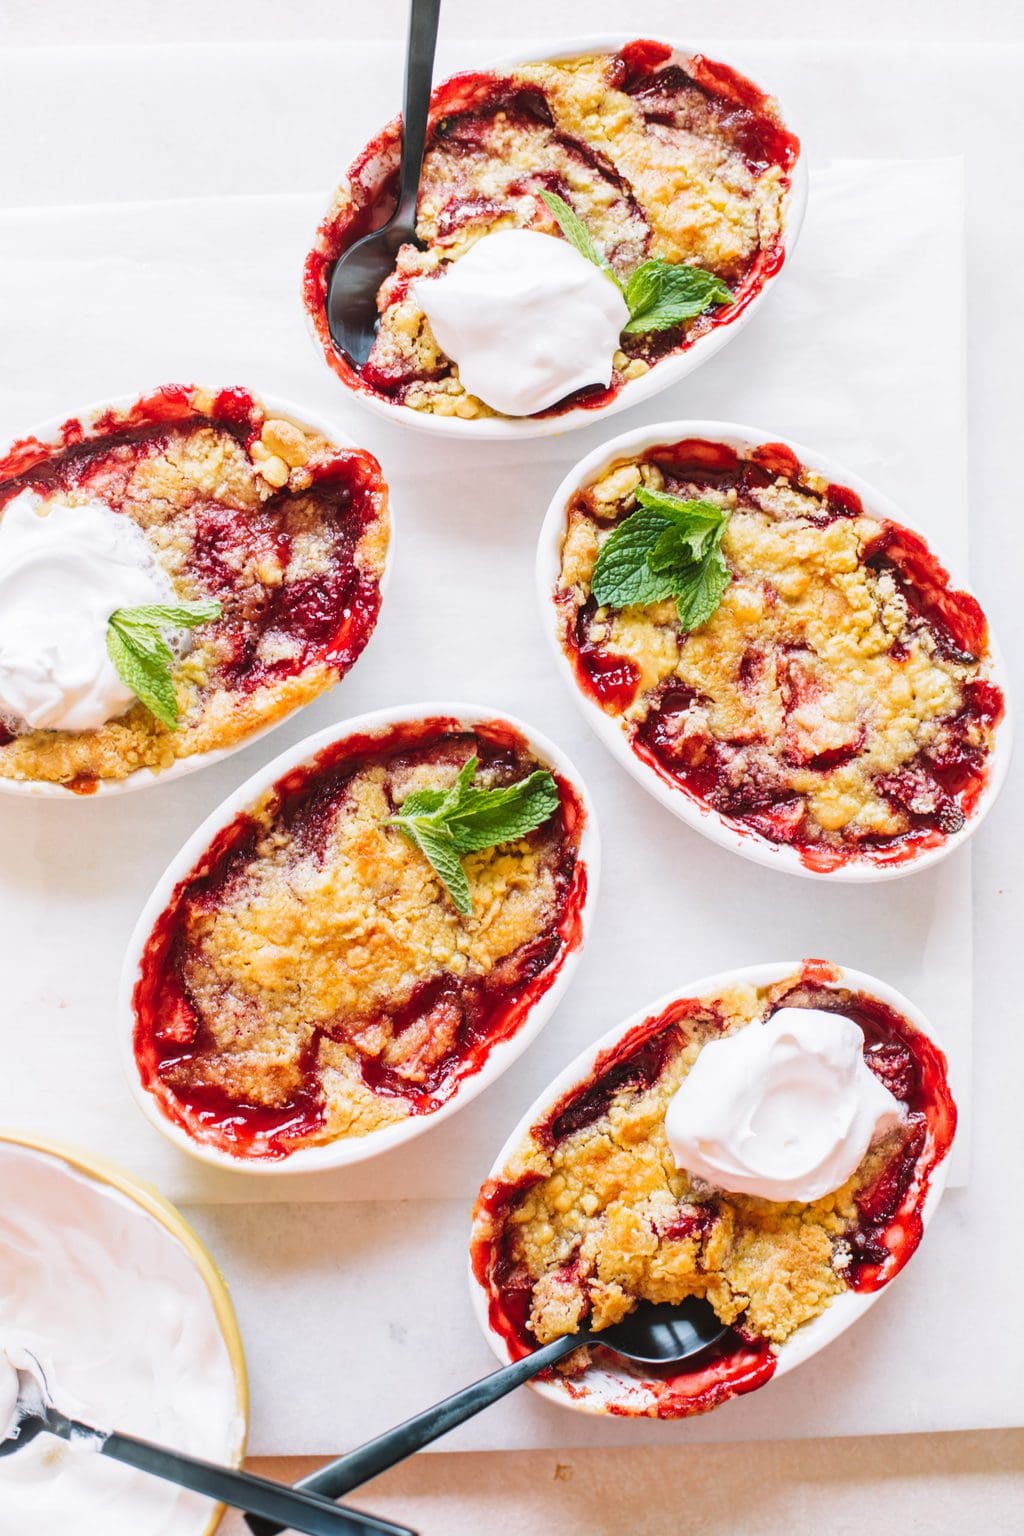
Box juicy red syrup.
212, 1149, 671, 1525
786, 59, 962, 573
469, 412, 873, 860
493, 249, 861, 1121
132, 717, 588, 1161
563, 437, 1003, 871
470, 962, 954, 1416
561, 596, 642, 713
0, 384, 386, 700
803, 982, 957, 1289
304, 43, 799, 410
863, 524, 988, 661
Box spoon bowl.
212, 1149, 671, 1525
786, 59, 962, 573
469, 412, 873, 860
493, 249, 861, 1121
326, 0, 440, 367
590, 1297, 732, 1366
328, 225, 418, 368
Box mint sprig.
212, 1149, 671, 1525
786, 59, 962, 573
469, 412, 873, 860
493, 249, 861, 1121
539, 191, 733, 335
622, 262, 734, 334
387, 756, 560, 916
539, 190, 618, 284
106, 600, 221, 729
591, 488, 732, 632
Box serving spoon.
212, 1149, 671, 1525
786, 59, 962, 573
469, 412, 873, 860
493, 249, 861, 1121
246, 1297, 731, 1535
326, 0, 442, 366
1, 1352, 416, 1536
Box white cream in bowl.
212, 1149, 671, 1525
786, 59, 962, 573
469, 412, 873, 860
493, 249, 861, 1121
0, 1142, 244, 1536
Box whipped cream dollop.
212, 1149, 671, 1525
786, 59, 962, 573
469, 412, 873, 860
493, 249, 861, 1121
413, 228, 629, 416
665, 1008, 904, 1203
0, 1143, 243, 1536
0, 488, 173, 733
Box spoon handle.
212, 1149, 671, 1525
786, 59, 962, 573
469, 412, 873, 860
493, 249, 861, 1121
245, 1333, 580, 1536
96, 1427, 417, 1536
393, 0, 442, 228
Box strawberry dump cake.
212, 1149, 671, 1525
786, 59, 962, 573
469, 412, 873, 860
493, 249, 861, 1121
552, 433, 1006, 872
471, 960, 955, 1418
130, 717, 589, 1161
305, 40, 800, 421
0, 385, 389, 791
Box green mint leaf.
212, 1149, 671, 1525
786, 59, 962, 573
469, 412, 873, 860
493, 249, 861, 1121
395, 787, 449, 819
395, 820, 472, 916
592, 492, 727, 608
106, 599, 221, 730
539, 191, 622, 289
648, 517, 721, 571
622, 261, 664, 320
674, 530, 732, 631
622, 259, 733, 335
443, 771, 561, 854
113, 600, 222, 632
387, 759, 560, 914
635, 490, 725, 546
589, 486, 732, 632
106, 625, 179, 729
591, 508, 682, 609
439, 754, 479, 814
648, 525, 698, 575
397, 756, 478, 824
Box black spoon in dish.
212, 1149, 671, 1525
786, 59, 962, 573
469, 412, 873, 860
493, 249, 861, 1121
326, 0, 441, 366
246, 1297, 731, 1535
0, 1353, 416, 1536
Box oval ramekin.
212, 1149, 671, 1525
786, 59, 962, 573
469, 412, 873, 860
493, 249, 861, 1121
119, 702, 600, 1175
537, 418, 1012, 882
0, 386, 392, 799
469, 959, 955, 1418
0, 1128, 248, 1533
303, 35, 808, 441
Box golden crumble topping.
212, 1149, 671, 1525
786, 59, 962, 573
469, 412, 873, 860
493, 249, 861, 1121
555, 441, 1002, 863
307, 43, 799, 419
0, 386, 389, 789
133, 723, 586, 1158
472, 965, 954, 1382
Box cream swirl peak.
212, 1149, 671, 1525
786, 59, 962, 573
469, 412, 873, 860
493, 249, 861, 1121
664, 1008, 904, 1203
412, 230, 629, 416
0, 1143, 242, 1536
0, 489, 173, 733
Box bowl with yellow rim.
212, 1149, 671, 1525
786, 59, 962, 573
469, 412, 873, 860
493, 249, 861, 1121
0, 1129, 248, 1535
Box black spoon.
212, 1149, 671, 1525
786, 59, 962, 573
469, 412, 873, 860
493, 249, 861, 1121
0, 1353, 416, 1536
246, 1297, 730, 1535
326, 0, 441, 367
